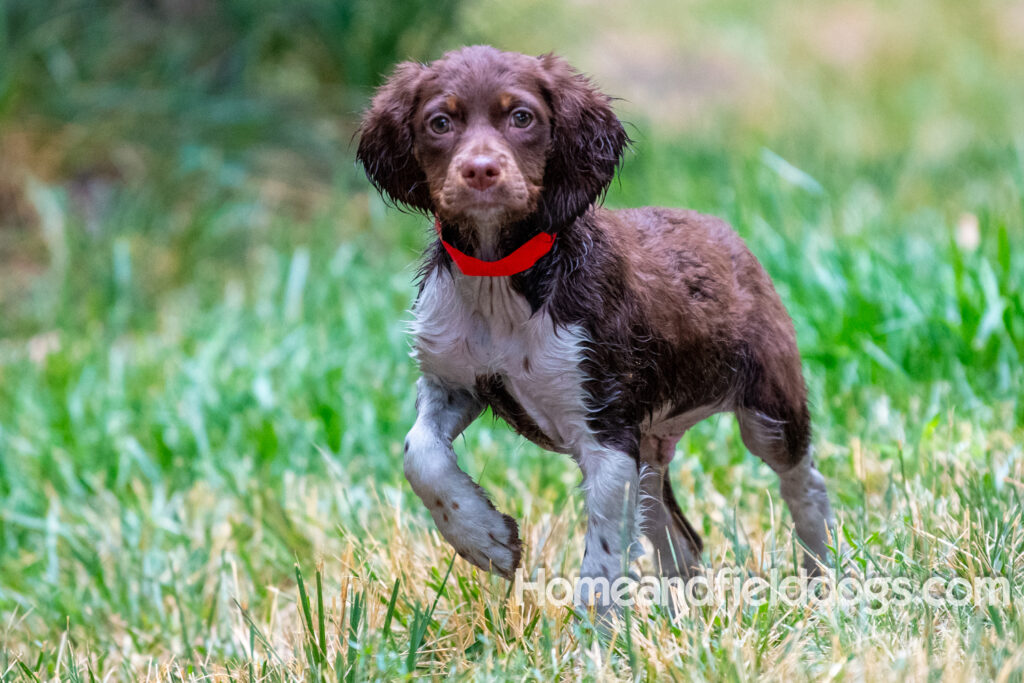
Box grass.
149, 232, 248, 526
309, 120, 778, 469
2, 0, 1024, 680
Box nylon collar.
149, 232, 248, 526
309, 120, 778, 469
434, 217, 555, 277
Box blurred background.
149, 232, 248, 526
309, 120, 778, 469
1, 0, 1023, 677
1, 0, 1022, 334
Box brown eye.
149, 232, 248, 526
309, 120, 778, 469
510, 109, 533, 128
429, 115, 452, 134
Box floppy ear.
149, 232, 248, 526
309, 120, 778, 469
356, 62, 432, 211
537, 53, 629, 229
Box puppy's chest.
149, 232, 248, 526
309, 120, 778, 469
412, 270, 589, 449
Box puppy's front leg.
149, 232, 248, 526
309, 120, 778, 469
404, 375, 523, 578
575, 444, 642, 612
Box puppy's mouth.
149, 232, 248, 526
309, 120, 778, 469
460, 191, 523, 214
438, 181, 539, 224
459, 187, 506, 207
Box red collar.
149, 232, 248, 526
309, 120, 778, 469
434, 217, 555, 277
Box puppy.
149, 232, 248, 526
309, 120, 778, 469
357, 46, 836, 605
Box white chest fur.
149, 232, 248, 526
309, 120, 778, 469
411, 269, 591, 450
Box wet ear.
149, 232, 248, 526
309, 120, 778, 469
356, 62, 432, 211
537, 53, 628, 228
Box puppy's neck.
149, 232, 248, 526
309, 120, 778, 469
428, 208, 609, 319
440, 210, 561, 263
464, 211, 506, 261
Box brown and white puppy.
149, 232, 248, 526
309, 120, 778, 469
357, 46, 836, 605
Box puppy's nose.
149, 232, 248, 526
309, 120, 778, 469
460, 155, 501, 191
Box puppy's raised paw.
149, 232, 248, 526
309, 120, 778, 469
429, 496, 522, 579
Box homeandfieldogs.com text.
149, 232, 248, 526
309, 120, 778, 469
514, 568, 1010, 612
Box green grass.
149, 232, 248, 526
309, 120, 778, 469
2, 0, 1024, 680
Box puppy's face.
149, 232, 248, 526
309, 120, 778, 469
414, 51, 551, 227
357, 46, 629, 233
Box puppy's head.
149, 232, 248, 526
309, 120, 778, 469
356, 46, 628, 233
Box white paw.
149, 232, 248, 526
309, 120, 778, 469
425, 488, 522, 579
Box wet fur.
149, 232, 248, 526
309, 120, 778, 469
357, 45, 835, 585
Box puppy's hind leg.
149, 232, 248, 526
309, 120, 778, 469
638, 435, 703, 579
404, 375, 523, 578
736, 406, 837, 575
